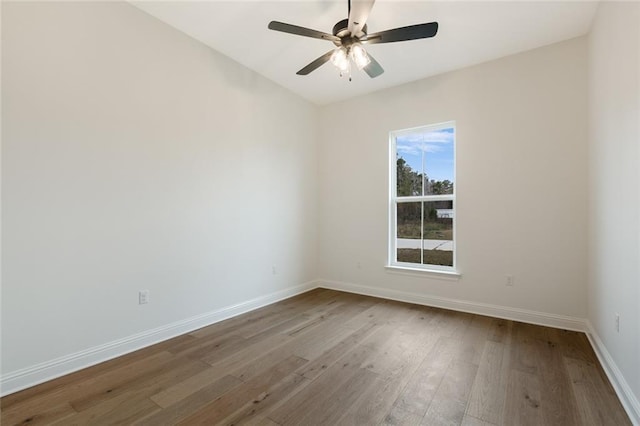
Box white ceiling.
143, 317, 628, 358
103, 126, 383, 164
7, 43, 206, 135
132, 1, 598, 105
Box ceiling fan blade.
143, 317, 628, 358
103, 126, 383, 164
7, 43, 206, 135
296, 50, 335, 75
268, 21, 340, 42
348, 0, 376, 38
361, 22, 438, 44
363, 52, 384, 78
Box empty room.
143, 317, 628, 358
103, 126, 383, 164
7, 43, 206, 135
1, 0, 638, 424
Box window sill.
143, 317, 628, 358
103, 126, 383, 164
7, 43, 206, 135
385, 265, 461, 281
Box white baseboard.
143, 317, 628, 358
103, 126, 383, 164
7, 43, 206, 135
317, 279, 587, 332
585, 321, 640, 425
0, 281, 316, 397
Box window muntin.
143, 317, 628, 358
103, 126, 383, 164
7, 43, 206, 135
389, 122, 456, 272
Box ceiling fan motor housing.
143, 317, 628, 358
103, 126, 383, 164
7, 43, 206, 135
332, 18, 367, 44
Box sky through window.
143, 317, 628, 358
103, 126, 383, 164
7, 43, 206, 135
396, 127, 454, 182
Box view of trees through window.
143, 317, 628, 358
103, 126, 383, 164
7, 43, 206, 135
392, 124, 455, 269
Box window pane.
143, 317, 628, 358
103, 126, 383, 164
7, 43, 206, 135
396, 127, 454, 197
396, 202, 422, 263
423, 127, 454, 195
422, 200, 453, 267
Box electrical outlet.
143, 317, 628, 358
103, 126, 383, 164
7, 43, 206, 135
139, 290, 150, 305
615, 313, 620, 332
506, 275, 515, 286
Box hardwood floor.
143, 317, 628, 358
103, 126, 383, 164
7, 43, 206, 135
1, 289, 631, 425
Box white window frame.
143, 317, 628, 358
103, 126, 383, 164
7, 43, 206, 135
388, 121, 458, 274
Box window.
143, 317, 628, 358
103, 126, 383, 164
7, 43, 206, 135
389, 122, 456, 272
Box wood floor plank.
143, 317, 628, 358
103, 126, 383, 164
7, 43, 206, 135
0, 334, 195, 411
240, 415, 281, 426
187, 288, 334, 340
553, 329, 599, 364
150, 366, 238, 409
135, 375, 242, 425
335, 323, 439, 425
335, 375, 396, 426
466, 340, 510, 424
216, 372, 310, 426
509, 322, 543, 375
0, 402, 76, 426
468, 314, 494, 331
176, 355, 307, 425
198, 313, 313, 367
341, 298, 412, 328
186, 305, 284, 339
503, 369, 543, 426
421, 359, 478, 425
461, 414, 497, 426
52, 391, 159, 425
430, 309, 474, 339
550, 327, 611, 384
269, 304, 422, 424
231, 316, 368, 383
228, 299, 382, 383
296, 320, 379, 381
361, 311, 432, 380
264, 326, 394, 425
0, 351, 174, 422
69, 356, 210, 412
564, 356, 631, 425
531, 333, 581, 425
167, 332, 246, 359
389, 336, 463, 418
202, 333, 291, 370
1, 290, 631, 426
487, 318, 512, 344
199, 297, 360, 374
381, 405, 424, 426
235, 293, 348, 339
456, 317, 493, 366
286, 368, 378, 426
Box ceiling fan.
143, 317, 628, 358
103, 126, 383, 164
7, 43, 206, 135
267, 0, 439, 79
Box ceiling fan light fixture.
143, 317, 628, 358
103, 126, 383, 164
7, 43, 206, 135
330, 47, 350, 72
350, 44, 371, 70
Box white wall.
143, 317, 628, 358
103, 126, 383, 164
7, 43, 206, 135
587, 0, 640, 415
318, 37, 588, 320
1, 1, 317, 383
